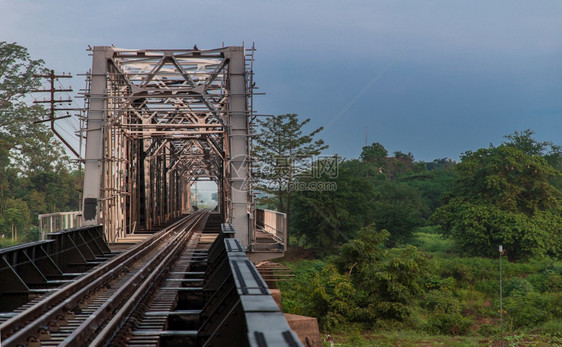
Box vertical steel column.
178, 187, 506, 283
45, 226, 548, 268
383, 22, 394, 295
82, 47, 111, 226
143, 120, 152, 230
227, 47, 251, 247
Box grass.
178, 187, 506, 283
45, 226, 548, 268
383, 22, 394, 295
410, 226, 455, 256
0, 238, 19, 248
324, 330, 486, 346
323, 330, 562, 346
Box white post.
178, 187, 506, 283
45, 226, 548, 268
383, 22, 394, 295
499, 244, 503, 345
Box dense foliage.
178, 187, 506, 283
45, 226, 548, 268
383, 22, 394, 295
291, 142, 453, 251
0, 42, 79, 244
432, 144, 562, 260
283, 226, 430, 330
280, 229, 562, 342
289, 130, 562, 261
279, 129, 562, 343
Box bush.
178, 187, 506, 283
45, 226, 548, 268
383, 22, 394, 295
0, 238, 18, 248
278, 260, 326, 315
474, 279, 498, 296
424, 276, 456, 291
526, 265, 562, 293
308, 264, 363, 330
504, 277, 534, 296
422, 290, 460, 314
437, 257, 497, 285
411, 231, 454, 254
505, 291, 549, 328
541, 320, 562, 337
425, 312, 472, 335
22, 225, 40, 242
477, 323, 498, 337
545, 292, 562, 318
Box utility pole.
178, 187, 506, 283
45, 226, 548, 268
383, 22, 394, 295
499, 244, 503, 346
33, 70, 85, 212
33, 70, 80, 158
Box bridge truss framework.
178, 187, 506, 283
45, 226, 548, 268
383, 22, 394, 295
82, 46, 254, 247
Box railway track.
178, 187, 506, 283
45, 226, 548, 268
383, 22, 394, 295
0, 210, 210, 347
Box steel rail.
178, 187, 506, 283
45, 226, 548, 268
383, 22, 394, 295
62, 210, 208, 346
89, 212, 207, 346
0, 210, 209, 346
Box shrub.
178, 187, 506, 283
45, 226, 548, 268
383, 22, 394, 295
474, 279, 498, 296
411, 230, 454, 254
308, 264, 362, 330
0, 238, 18, 248
503, 277, 534, 296
278, 259, 326, 315
478, 323, 499, 337
505, 291, 549, 328
424, 276, 456, 291
526, 265, 562, 293
422, 290, 460, 314
425, 312, 472, 335
541, 320, 562, 337
545, 292, 562, 318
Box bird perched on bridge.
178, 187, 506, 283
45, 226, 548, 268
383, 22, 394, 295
193, 44, 199, 51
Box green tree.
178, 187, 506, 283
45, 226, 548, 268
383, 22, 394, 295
291, 159, 376, 251
360, 142, 388, 167
0, 41, 70, 174
0, 41, 44, 110
0, 42, 77, 243
432, 143, 562, 260
293, 226, 429, 329
1, 198, 30, 240
400, 164, 456, 218
360, 142, 421, 180
503, 129, 562, 189
503, 129, 558, 157
254, 114, 328, 211
384, 151, 417, 180
373, 182, 425, 246
254, 114, 328, 243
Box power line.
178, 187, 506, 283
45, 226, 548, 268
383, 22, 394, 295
32, 70, 80, 158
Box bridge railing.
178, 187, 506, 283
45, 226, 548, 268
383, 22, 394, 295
255, 208, 287, 246
196, 222, 302, 346
0, 225, 112, 311
38, 211, 82, 239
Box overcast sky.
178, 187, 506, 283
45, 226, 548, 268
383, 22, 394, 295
2, 0, 561, 161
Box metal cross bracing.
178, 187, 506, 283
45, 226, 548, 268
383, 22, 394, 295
82, 46, 255, 247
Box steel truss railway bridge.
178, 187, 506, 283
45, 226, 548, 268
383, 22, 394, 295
0, 46, 307, 346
